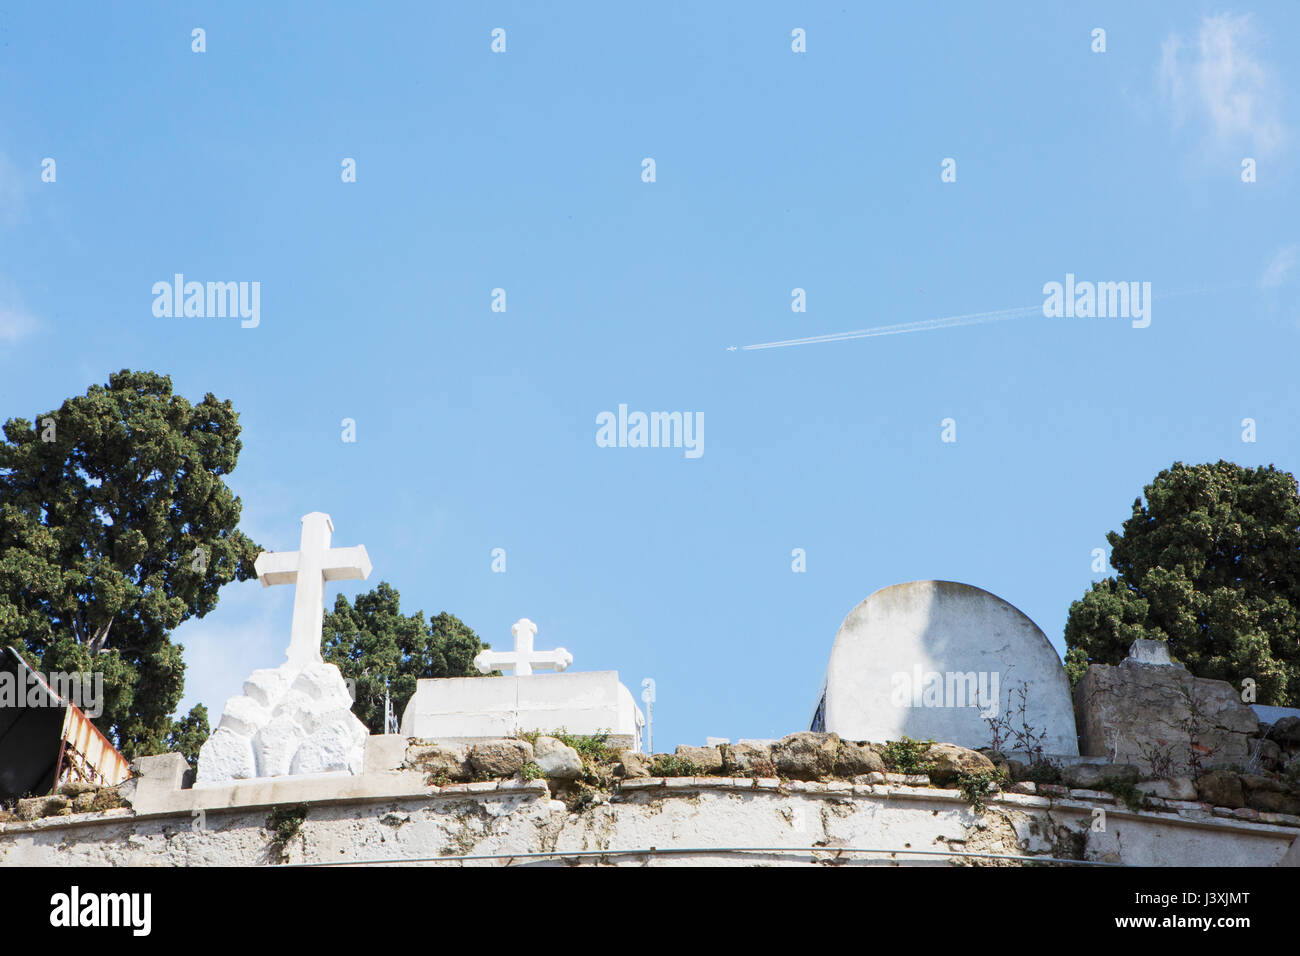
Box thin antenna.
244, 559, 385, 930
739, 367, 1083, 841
384, 677, 398, 735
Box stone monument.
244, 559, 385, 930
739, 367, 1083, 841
1074, 638, 1259, 772
811, 580, 1079, 755
196, 512, 373, 785
401, 618, 644, 749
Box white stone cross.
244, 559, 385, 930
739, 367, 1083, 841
474, 618, 572, 676
253, 512, 372, 671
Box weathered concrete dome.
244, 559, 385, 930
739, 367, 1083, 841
812, 581, 1079, 756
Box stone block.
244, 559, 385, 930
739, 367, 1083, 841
198, 727, 256, 783
1247, 790, 1300, 815
772, 732, 839, 780
129, 753, 192, 790
1126, 639, 1181, 667
363, 734, 407, 773
1074, 660, 1257, 774
1271, 716, 1300, 745
1061, 762, 1139, 789
1069, 789, 1114, 802
835, 741, 885, 777
15, 796, 67, 821
1136, 777, 1198, 802
615, 750, 651, 779
675, 745, 724, 774
1196, 770, 1245, 809
924, 743, 995, 787
534, 737, 583, 779
404, 741, 472, 781
468, 739, 533, 777
1250, 737, 1282, 770
722, 742, 774, 776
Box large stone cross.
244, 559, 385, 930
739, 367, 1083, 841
474, 618, 572, 676
254, 512, 372, 671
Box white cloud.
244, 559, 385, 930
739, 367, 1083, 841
1261, 243, 1299, 289
1158, 13, 1286, 156
0, 287, 38, 346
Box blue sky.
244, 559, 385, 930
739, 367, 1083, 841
1, 3, 1297, 751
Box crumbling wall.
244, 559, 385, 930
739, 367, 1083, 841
3, 732, 1298, 867
1074, 657, 1259, 773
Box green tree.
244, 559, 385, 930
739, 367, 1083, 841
165, 703, 210, 767
1065, 461, 1300, 705
322, 582, 487, 734
0, 370, 261, 758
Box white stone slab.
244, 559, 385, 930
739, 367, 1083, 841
400, 670, 644, 750
813, 580, 1079, 755
1126, 638, 1182, 668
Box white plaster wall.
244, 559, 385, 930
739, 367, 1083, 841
2, 779, 1292, 867
822, 581, 1079, 755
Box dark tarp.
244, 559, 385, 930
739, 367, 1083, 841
0, 649, 67, 801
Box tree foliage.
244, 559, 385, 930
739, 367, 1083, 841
165, 703, 210, 767
0, 370, 260, 758
1065, 461, 1300, 705
322, 582, 487, 734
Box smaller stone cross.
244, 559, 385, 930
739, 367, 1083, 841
474, 618, 572, 676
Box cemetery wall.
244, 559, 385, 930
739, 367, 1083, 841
1, 734, 1297, 867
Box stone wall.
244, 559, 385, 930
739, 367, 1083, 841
2, 733, 1298, 866
1, 771, 1295, 867
1073, 648, 1290, 777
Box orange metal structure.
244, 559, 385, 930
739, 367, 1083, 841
2, 648, 131, 792
53, 700, 131, 789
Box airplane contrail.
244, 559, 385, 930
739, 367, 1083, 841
734, 282, 1250, 352
739, 304, 1042, 351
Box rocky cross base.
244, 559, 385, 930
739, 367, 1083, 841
196, 661, 366, 785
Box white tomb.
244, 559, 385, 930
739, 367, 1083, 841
401, 618, 644, 750
812, 581, 1079, 756
196, 512, 373, 785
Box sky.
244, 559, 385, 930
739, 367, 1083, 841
1, 3, 1297, 752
